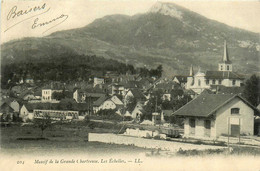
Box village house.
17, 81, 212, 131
186, 41, 244, 94
0, 98, 20, 121
173, 75, 187, 88
20, 104, 34, 122
93, 95, 124, 114
19, 90, 40, 102
125, 89, 146, 102
111, 83, 126, 96
153, 81, 178, 101
173, 93, 260, 139
41, 84, 63, 103
131, 101, 144, 121
73, 88, 105, 103
93, 77, 105, 87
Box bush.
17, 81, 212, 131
88, 122, 95, 129
13, 115, 23, 122
169, 115, 184, 127
96, 109, 123, 121
84, 115, 90, 123
123, 116, 133, 121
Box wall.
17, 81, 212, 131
221, 79, 241, 87
184, 118, 189, 136
111, 96, 123, 105
215, 97, 254, 137
88, 133, 225, 152
184, 118, 216, 139
218, 64, 232, 72
19, 105, 34, 122
195, 119, 204, 137
42, 89, 52, 101
73, 90, 78, 102
102, 100, 116, 110
187, 74, 210, 94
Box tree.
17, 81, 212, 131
52, 91, 65, 100
156, 65, 163, 78
60, 98, 75, 110
243, 74, 260, 106
142, 90, 163, 121
33, 114, 52, 138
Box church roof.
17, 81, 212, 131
205, 71, 244, 80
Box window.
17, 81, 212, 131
198, 80, 201, 86
189, 119, 195, 128
212, 79, 216, 84
220, 65, 223, 71
227, 65, 230, 71
219, 80, 222, 85
232, 80, 236, 86
231, 108, 240, 114
189, 118, 195, 135
204, 120, 211, 129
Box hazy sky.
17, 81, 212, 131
1, 0, 260, 43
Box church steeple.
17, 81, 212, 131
218, 40, 232, 71
222, 40, 231, 63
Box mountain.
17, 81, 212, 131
1, 2, 260, 78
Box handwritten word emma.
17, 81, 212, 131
32, 14, 68, 34
7, 3, 47, 20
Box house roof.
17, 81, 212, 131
128, 89, 146, 100
173, 76, 187, 83
184, 89, 197, 95
34, 90, 42, 96
77, 87, 105, 96
19, 90, 34, 98
0, 103, 15, 112
173, 93, 260, 117
205, 71, 244, 80
93, 95, 108, 107
155, 82, 177, 91
23, 102, 89, 112
210, 85, 244, 95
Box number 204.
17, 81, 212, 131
17, 161, 24, 164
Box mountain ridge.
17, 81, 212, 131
1, 2, 259, 78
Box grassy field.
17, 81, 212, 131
0, 121, 148, 156
1, 121, 260, 157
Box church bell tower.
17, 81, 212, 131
218, 40, 232, 72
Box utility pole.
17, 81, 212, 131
228, 117, 230, 149
238, 118, 240, 143
155, 96, 157, 112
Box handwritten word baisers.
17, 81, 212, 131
7, 3, 48, 20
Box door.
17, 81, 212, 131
189, 119, 195, 135
204, 120, 211, 137
231, 124, 240, 137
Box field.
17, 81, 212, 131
0, 121, 148, 157
1, 121, 260, 157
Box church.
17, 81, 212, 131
186, 41, 244, 94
